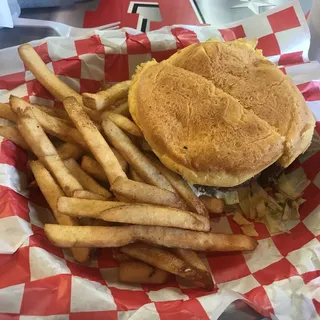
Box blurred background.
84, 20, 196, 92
0, 0, 315, 49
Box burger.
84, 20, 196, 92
128, 39, 315, 195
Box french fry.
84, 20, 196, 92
1, 100, 71, 126
59, 203, 210, 231
10, 96, 88, 150
171, 248, 208, 272
241, 224, 259, 237
168, 224, 213, 286
114, 194, 132, 203
73, 190, 108, 201
63, 97, 127, 184
82, 80, 131, 110
57, 197, 126, 216
129, 166, 144, 182
56, 142, 84, 160
146, 154, 208, 216
171, 248, 213, 290
82, 106, 102, 123
114, 97, 128, 107
15, 106, 83, 196
102, 119, 174, 192
30, 160, 89, 262
119, 260, 169, 284
105, 112, 142, 137
200, 196, 224, 214
99, 81, 113, 91
81, 155, 108, 182
110, 177, 188, 210
64, 158, 112, 199
18, 44, 101, 122
111, 101, 130, 117
33, 104, 70, 121
18, 44, 82, 103
111, 148, 128, 172
44, 224, 258, 252
0, 103, 17, 122
0, 126, 30, 150
80, 154, 127, 183
120, 243, 211, 289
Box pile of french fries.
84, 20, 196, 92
0, 44, 258, 290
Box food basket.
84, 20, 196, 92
0, 1, 319, 319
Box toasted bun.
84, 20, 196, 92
129, 61, 284, 187
166, 39, 315, 167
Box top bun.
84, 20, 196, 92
128, 40, 315, 187
166, 39, 315, 168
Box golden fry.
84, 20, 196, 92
0, 126, 30, 150
64, 97, 126, 184
111, 101, 130, 117
64, 158, 112, 199
114, 194, 132, 203
10, 96, 88, 150
129, 166, 144, 182
114, 97, 128, 106
44, 224, 258, 252
15, 106, 83, 196
57, 197, 125, 216
82, 106, 102, 123
200, 196, 224, 214
105, 112, 142, 137
33, 104, 70, 121
241, 224, 259, 237
111, 177, 188, 209
60, 203, 210, 231
73, 190, 108, 201
81, 154, 127, 184
171, 248, 207, 272
146, 154, 208, 217
111, 148, 128, 172
102, 119, 174, 191
81, 155, 108, 182
171, 248, 213, 289
18, 44, 101, 122
18, 44, 82, 103
56, 142, 84, 160
99, 81, 113, 91
82, 80, 131, 110
30, 160, 89, 262
119, 260, 169, 284
0, 102, 17, 122
121, 243, 212, 289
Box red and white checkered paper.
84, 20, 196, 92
0, 2, 319, 320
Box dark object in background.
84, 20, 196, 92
17, 0, 78, 8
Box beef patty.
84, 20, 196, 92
193, 163, 284, 195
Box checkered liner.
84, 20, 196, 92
0, 2, 319, 320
